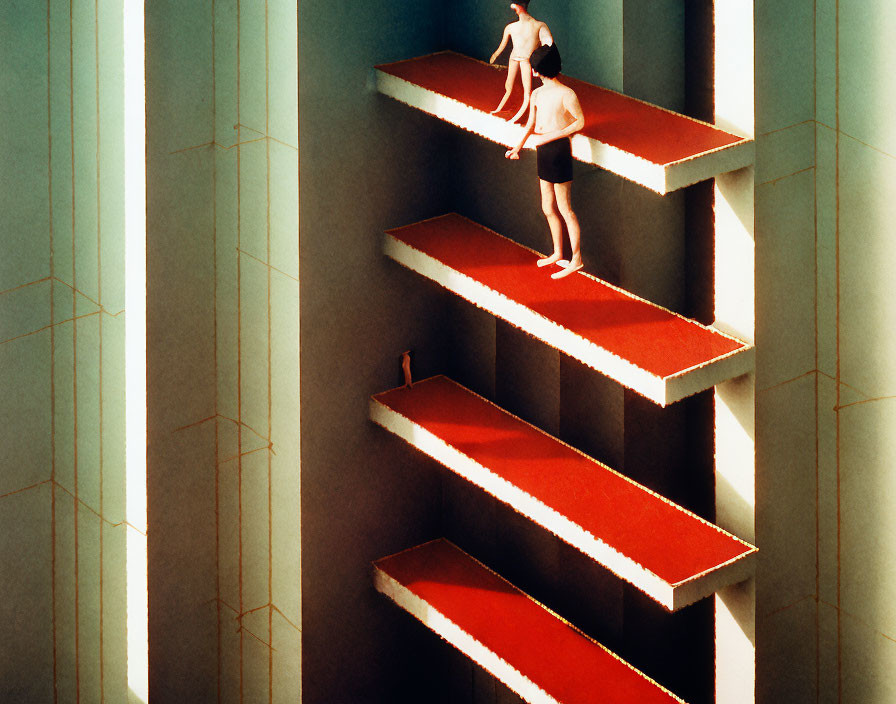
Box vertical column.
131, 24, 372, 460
0, 3, 54, 699
124, 0, 147, 700
714, 2, 756, 703
146, 2, 219, 701
213, 1, 301, 700
0, 1, 129, 701
146, 1, 300, 701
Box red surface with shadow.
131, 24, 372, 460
375, 376, 752, 585
376, 539, 684, 704
376, 52, 745, 166
386, 214, 747, 380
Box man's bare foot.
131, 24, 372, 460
551, 259, 583, 279
537, 252, 563, 267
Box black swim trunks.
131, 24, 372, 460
536, 137, 573, 184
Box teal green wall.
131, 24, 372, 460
147, 1, 301, 702
0, 1, 127, 701
753, 0, 820, 698
299, 1, 462, 701
814, 2, 896, 702
146, 3, 217, 698
753, 0, 896, 702
3, 2, 894, 703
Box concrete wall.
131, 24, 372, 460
3, 1, 894, 702
298, 1, 461, 702
814, 1, 896, 702
147, 1, 299, 702
0, 1, 128, 701
754, 0, 896, 702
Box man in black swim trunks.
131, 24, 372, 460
505, 43, 585, 279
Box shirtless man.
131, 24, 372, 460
489, 1, 553, 124
505, 43, 585, 280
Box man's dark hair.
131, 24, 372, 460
531, 43, 561, 78
512, 1, 530, 10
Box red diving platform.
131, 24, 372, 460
371, 376, 757, 610
384, 214, 754, 406
374, 539, 688, 704
375, 51, 753, 194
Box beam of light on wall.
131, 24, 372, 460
715, 582, 756, 704
713, 0, 754, 138
124, 1, 147, 702
713, 6, 755, 703
714, 172, 755, 344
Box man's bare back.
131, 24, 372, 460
506, 16, 551, 60
489, 3, 554, 122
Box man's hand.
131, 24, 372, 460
504, 148, 521, 160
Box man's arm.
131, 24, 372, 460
505, 93, 538, 159
538, 22, 554, 47
490, 26, 511, 64
530, 90, 584, 147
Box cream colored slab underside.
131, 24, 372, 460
371, 398, 757, 610
384, 233, 753, 406
374, 558, 687, 704
377, 69, 754, 194
374, 567, 560, 704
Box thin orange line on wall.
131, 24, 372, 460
50, 276, 115, 312
167, 136, 267, 155
0, 276, 52, 298
0, 310, 114, 349
834, 1, 842, 700
756, 165, 815, 188
211, 2, 223, 701
838, 130, 896, 162
218, 445, 275, 465
812, 2, 821, 695
271, 604, 300, 633
0, 480, 53, 502
52, 481, 117, 528
236, 3, 245, 701
756, 369, 819, 394
68, 1, 82, 697
233, 122, 298, 151
95, 2, 106, 697
834, 395, 896, 412
171, 413, 271, 443
817, 370, 872, 401
237, 625, 276, 651
818, 599, 896, 646
756, 118, 816, 139
264, 2, 274, 700
237, 248, 299, 283
46, 2, 58, 700
206, 596, 240, 615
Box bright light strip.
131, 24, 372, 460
124, 1, 147, 701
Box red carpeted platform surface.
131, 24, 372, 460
375, 376, 753, 587
376, 52, 745, 166
375, 539, 685, 704
387, 214, 747, 381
